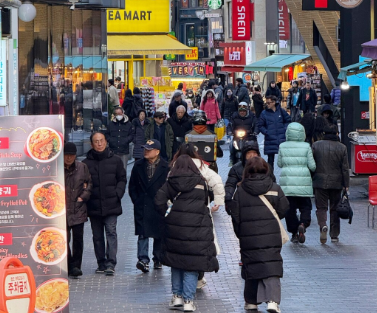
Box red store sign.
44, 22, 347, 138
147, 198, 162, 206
220, 42, 253, 66
351, 144, 377, 174
278, 0, 290, 41
232, 0, 251, 40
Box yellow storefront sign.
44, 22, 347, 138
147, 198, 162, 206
185, 47, 198, 60
107, 0, 170, 33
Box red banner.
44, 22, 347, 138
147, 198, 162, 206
278, 0, 290, 41
315, 0, 328, 8
232, 0, 251, 40
0, 185, 18, 197
0, 138, 9, 149
0, 234, 12, 245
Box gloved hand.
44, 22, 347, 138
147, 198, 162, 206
225, 200, 232, 215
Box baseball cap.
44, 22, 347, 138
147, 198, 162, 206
141, 140, 161, 151
154, 111, 166, 118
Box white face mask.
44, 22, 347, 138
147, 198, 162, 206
116, 115, 123, 121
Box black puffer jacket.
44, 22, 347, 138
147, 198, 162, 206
235, 84, 250, 104
252, 93, 264, 118
155, 174, 219, 273
82, 148, 127, 217
106, 115, 133, 155
221, 92, 238, 120
230, 111, 259, 137
229, 174, 289, 280
265, 82, 282, 103
225, 142, 276, 203
167, 113, 192, 155
312, 136, 350, 189
132, 111, 150, 159
65, 161, 92, 226
169, 99, 188, 117
122, 95, 137, 121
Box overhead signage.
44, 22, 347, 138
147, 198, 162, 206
0, 115, 69, 312
107, 0, 170, 33
311, 0, 363, 9
208, 0, 222, 10
185, 47, 199, 60
205, 13, 220, 17
220, 41, 255, 66
336, 0, 363, 8
0, 40, 7, 107
169, 62, 207, 78
232, 0, 251, 40
278, 0, 290, 41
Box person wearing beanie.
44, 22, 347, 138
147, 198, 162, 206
312, 124, 350, 244
317, 94, 340, 124
64, 142, 92, 277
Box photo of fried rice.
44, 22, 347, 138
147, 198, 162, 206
35, 279, 69, 313
31, 182, 65, 218
30, 227, 67, 265
27, 127, 62, 162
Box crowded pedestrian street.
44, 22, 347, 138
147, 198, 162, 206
67, 145, 377, 313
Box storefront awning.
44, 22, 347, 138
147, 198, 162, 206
337, 59, 372, 80
361, 39, 377, 59
107, 35, 192, 56
221, 66, 252, 73
244, 54, 310, 72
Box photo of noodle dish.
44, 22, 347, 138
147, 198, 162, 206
30, 181, 65, 219
35, 278, 69, 313
30, 227, 67, 265
26, 127, 62, 163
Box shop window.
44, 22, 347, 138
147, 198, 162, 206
211, 17, 223, 34
145, 60, 157, 77
133, 61, 144, 87
186, 24, 195, 47
190, 0, 198, 7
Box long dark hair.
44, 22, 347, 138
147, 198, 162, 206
169, 155, 201, 177
171, 143, 204, 168
202, 90, 215, 106
242, 157, 269, 181
313, 116, 327, 142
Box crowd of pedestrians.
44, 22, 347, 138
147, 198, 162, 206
64, 79, 350, 312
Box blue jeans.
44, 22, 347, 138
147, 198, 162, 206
90, 215, 118, 269
171, 268, 199, 301
137, 235, 162, 263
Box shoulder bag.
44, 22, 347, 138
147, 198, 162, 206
259, 192, 289, 245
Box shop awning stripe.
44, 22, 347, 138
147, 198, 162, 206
338, 59, 372, 80
107, 35, 192, 56
244, 54, 311, 72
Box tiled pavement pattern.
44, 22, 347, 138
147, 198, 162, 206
69, 137, 377, 312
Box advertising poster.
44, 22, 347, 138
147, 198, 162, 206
0, 115, 69, 313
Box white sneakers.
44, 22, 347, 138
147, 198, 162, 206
244, 302, 258, 310
196, 277, 207, 289
169, 294, 183, 310
183, 300, 196, 312
267, 301, 281, 313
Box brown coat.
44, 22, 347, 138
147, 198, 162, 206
65, 160, 92, 226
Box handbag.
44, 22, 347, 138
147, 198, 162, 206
259, 193, 289, 245
336, 191, 353, 224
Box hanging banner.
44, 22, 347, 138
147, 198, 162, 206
232, 0, 251, 40
278, 0, 290, 41
0, 115, 69, 313
185, 47, 199, 60
169, 62, 207, 78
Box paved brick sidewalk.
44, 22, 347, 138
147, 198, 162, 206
69, 147, 377, 313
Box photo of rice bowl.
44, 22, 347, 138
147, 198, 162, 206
26, 127, 62, 163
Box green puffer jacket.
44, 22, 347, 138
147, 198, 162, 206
277, 122, 316, 197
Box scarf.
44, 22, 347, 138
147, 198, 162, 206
193, 125, 207, 134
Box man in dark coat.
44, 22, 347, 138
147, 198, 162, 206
169, 92, 188, 117
235, 78, 251, 104
265, 81, 282, 104
317, 94, 340, 124
297, 81, 318, 113
64, 142, 92, 277
167, 105, 192, 156
105, 107, 133, 176
225, 141, 276, 214
251, 86, 264, 119
82, 132, 127, 276
129, 139, 170, 273
132, 109, 150, 161
145, 111, 174, 161
312, 124, 350, 244
259, 95, 291, 170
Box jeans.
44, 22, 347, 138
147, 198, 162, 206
171, 268, 199, 301
285, 197, 312, 234
137, 235, 162, 263
267, 154, 275, 171
90, 215, 118, 269
314, 188, 341, 238
116, 153, 129, 177
67, 223, 84, 270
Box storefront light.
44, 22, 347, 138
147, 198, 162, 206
341, 80, 350, 90
19, 1, 37, 22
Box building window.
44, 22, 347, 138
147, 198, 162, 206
186, 24, 195, 46
228, 2, 232, 38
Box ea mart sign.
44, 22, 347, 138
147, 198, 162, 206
185, 47, 198, 60
107, 0, 170, 33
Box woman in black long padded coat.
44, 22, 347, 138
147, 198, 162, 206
229, 156, 289, 313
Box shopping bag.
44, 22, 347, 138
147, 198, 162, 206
215, 119, 226, 140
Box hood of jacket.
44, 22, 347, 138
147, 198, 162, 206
321, 104, 333, 117
241, 174, 273, 196
202, 89, 216, 99
111, 114, 129, 123
168, 174, 203, 193
241, 141, 260, 166
86, 148, 114, 160
286, 122, 305, 142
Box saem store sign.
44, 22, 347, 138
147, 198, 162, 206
107, 0, 169, 33
232, 0, 252, 40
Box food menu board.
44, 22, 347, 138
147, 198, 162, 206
0, 115, 69, 313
